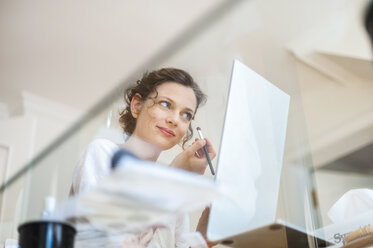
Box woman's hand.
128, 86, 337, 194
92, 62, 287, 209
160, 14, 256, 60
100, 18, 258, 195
196, 206, 218, 247
170, 138, 216, 174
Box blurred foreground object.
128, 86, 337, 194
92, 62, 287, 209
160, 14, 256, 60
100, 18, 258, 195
17, 196, 77, 248
56, 150, 223, 247
328, 189, 373, 223
18, 221, 76, 248
343, 225, 373, 247
313, 189, 373, 245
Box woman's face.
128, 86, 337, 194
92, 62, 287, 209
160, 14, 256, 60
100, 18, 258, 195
131, 82, 197, 150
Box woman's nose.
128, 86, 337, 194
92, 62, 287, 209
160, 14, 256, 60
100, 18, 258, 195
166, 111, 179, 126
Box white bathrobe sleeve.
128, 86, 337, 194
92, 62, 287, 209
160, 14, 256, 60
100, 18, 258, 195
71, 139, 118, 195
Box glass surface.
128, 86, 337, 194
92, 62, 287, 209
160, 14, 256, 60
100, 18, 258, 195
2, 0, 371, 247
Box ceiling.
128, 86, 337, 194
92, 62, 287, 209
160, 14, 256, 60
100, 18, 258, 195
0, 0, 226, 111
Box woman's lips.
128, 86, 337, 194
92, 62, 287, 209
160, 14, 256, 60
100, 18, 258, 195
157, 126, 175, 137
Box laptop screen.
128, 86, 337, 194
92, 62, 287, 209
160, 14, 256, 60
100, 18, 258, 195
207, 60, 290, 241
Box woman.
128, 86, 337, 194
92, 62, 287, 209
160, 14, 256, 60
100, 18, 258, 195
71, 68, 216, 247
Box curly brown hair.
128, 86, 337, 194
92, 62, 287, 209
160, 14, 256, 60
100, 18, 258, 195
119, 68, 206, 148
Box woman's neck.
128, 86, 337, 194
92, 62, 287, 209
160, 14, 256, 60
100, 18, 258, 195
119, 135, 161, 162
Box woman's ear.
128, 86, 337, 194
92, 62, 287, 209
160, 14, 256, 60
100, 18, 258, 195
130, 93, 143, 118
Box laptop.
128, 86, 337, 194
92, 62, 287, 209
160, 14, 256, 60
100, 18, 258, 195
206, 60, 331, 248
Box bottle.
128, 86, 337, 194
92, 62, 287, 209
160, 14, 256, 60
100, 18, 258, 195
41, 196, 56, 219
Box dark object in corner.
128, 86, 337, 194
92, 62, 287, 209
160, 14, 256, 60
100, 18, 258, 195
364, 1, 373, 44
18, 220, 76, 248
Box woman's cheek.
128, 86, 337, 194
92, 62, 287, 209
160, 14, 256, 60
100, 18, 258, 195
148, 107, 163, 120
179, 123, 189, 137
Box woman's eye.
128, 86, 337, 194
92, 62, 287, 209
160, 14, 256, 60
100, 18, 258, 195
159, 101, 170, 108
182, 112, 193, 121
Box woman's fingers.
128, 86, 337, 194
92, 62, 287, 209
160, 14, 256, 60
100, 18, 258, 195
172, 138, 215, 174
187, 139, 206, 156
195, 150, 201, 158
196, 148, 203, 158
190, 138, 216, 161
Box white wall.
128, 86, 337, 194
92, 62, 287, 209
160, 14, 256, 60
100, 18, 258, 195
20, 91, 82, 155
0, 116, 36, 241
0, 92, 83, 243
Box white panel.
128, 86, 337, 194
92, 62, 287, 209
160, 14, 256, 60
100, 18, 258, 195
207, 60, 290, 241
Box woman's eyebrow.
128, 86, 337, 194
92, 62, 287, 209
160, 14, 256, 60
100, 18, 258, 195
160, 96, 195, 113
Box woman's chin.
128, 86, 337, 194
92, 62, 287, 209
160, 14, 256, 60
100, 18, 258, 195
157, 143, 175, 151
153, 139, 177, 151
150, 134, 177, 150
